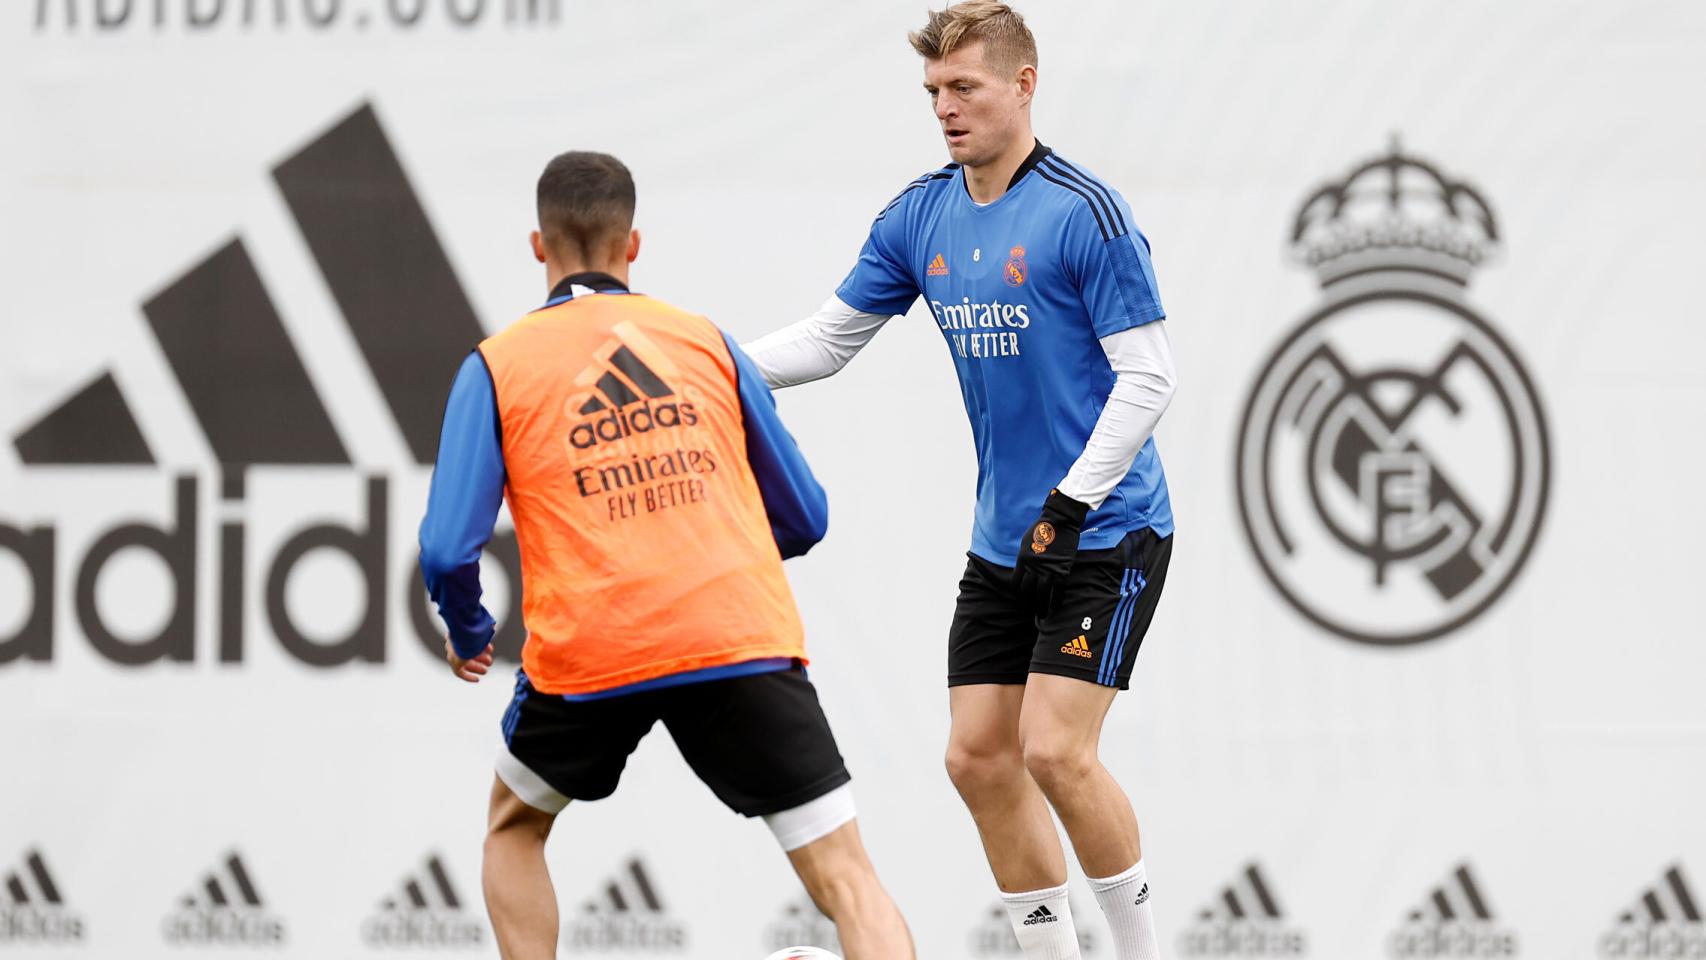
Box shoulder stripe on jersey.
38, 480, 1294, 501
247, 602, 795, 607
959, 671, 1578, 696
1043, 156, 1128, 237
875, 166, 959, 221
1033, 165, 1113, 241
1039, 157, 1126, 239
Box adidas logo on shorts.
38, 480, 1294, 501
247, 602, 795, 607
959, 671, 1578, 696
1060, 635, 1094, 659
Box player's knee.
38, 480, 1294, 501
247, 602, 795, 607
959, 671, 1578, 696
801, 863, 866, 921
791, 837, 874, 921
944, 735, 1021, 793
1020, 735, 1093, 794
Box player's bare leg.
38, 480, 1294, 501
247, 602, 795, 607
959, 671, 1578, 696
1016, 674, 1139, 875
482, 777, 560, 960
1020, 673, 1159, 959
785, 819, 915, 959
946, 683, 1067, 891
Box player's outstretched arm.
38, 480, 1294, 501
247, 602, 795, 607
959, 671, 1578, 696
723, 332, 831, 558
741, 295, 893, 390
418, 351, 507, 672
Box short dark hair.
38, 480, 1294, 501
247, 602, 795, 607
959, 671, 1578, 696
535, 151, 635, 261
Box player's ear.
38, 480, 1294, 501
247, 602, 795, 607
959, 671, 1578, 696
530, 230, 547, 264
626, 228, 641, 265
1016, 64, 1037, 106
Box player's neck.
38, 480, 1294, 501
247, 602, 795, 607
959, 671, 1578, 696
545, 258, 631, 294
963, 131, 1039, 204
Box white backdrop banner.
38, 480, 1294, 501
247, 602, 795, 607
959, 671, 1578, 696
3, 2, 1705, 958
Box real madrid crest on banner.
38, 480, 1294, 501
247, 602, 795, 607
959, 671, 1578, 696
1235, 138, 1551, 646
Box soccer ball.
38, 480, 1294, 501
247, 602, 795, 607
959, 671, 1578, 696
762, 949, 842, 960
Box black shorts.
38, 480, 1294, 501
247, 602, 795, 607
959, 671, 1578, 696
497, 665, 851, 817
948, 527, 1172, 689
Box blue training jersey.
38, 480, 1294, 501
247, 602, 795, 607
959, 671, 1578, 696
836, 142, 1173, 565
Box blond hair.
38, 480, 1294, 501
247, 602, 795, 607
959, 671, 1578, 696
908, 2, 1037, 75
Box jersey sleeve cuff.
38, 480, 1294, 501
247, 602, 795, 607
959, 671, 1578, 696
832, 283, 908, 319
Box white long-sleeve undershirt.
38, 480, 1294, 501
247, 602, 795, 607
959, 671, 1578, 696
742, 295, 1177, 510
743, 296, 891, 387
1055, 319, 1175, 509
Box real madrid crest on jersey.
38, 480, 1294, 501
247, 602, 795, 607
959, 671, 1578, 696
1234, 138, 1551, 646
1003, 246, 1028, 287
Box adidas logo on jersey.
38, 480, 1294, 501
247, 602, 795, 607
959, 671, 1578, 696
162, 851, 286, 946
567, 329, 701, 451
0, 849, 84, 944
928, 253, 950, 277
1598, 864, 1706, 958
565, 857, 687, 952
1179, 863, 1304, 957
361, 854, 485, 948
1387, 863, 1515, 958
1023, 905, 1060, 925
1061, 635, 1094, 658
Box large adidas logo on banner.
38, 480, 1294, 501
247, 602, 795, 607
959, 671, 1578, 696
1179, 863, 1305, 956
362, 853, 485, 949
162, 851, 286, 945
0, 100, 526, 671
565, 856, 686, 952
0, 849, 84, 943
1599, 864, 1705, 958
1387, 863, 1516, 958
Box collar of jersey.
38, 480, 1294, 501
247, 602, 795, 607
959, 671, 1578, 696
958, 139, 1053, 209
541, 271, 632, 308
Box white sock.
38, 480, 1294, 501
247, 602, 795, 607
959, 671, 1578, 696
1000, 882, 1082, 959
1089, 859, 1162, 960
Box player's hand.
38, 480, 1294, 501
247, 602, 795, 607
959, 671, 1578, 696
446, 640, 494, 683
1012, 489, 1090, 615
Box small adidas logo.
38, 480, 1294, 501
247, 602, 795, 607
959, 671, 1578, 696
764, 896, 840, 954
161, 851, 286, 945
361, 854, 485, 948
1134, 883, 1150, 905
1388, 863, 1515, 958
566, 857, 687, 952
0, 849, 84, 943
568, 326, 701, 451
928, 252, 950, 276
1060, 634, 1094, 659
1179, 863, 1304, 957
969, 902, 1098, 956
1599, 863, 1706, 958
